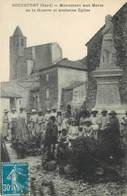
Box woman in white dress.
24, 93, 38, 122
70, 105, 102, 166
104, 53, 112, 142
2, 109, 9, 140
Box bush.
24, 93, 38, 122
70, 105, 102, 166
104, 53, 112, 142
69, 137, 99, 178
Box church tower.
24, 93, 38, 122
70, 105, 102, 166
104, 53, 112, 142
10, 26, 27, 80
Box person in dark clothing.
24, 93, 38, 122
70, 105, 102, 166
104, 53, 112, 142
98, 109, 109, 139
57, 129, 70, 173
1, 135, 10, 162
99, 110, 121, 163
44, 116, 58, 159
65, 104, 72, 118
121, 111, 127, 146
108, 111, 121, 161
9, 108, 18, 141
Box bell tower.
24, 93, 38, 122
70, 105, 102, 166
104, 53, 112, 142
10, 26, 27, 80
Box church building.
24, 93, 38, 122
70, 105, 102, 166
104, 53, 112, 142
1, 3, 127, 113
1, 26, 87, 112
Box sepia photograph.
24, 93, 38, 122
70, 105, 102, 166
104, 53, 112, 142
0, 0, 127, 195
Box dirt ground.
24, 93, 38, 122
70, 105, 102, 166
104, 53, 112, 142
6, 142, 127, 196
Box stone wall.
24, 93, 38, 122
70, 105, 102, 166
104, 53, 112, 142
86, 3, 127, 109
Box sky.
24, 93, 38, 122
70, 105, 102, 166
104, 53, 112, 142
0, 0, 126, 81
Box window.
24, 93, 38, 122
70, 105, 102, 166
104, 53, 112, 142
27, 60, 34, 76
21, 39, 24, 46
103, 55, 105, 62
16, 40, 19, 47
46, 73, 49, 81
19, 100, 22, 105
46, 88, 49, 99
36, 95, 40, 103
32, 96, 36, 102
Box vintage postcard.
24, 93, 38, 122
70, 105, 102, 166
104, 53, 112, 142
0, 0, 127, 195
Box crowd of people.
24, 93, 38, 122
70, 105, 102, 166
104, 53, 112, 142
1, 105, 127, 163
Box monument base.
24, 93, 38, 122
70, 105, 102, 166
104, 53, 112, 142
93, 68, 124, 114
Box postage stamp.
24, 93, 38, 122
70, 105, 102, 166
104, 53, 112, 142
2, 162, 29, 195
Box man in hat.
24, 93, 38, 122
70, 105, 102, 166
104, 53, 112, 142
83, 119, 94, 138
17, 107, 28, 140
90, 110, 99, 139
1, 134, 10, 162
44, 116, 58, 159
108, 110, 121, 160
51, 107, 57, 118
57, 128, 70, 171
9, 108, 18, 140
34, 110, 44, 149
26, 110, 31, 125
121, 111, 127, 145
37, 110, 45, 146
30, 109, 38, 136
90, 110, 99, 124
58, 128, 69, 144
44, 108, 52, 125
68, 118, 79, 140
98, 109, 110, 138
65, 104, 72, 118
56, 111, 63, 135
26, 110, 31, 138
37, 110, 44, 134
79, 110, 90, 126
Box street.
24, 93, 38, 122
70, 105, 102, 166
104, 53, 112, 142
5, 141, 127, 196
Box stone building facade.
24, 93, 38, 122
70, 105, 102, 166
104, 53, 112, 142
39, 58, 88, 111
86, 3, 127, 110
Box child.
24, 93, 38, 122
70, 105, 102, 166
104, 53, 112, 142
57, 129, 70, 172
68, 118, 78, 140
77, 126, 85, 138
58, 129, 69, 145
83, 119, 95, 138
